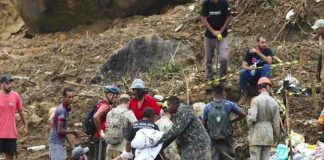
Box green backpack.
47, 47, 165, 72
105, 107, 128, 145
207, 101, 233, 140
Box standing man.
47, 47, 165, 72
129, 79, 160, 120
105, 94, 137, 160
125, 107, 160, 159
200, 0, 232, 81
202, 85, 246, 160
238, 36, 273, 105
49, 87, 78, 160
311, 19, 323, 88
156, 96, 212, 160
0, 76, 28, 160
93, 85, 120, 160
247, 77, 280, 160
155, 107, 180, 160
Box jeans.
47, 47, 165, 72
239, 64, 271, 91
204, 36, 229, 80
211, 139, 236, 160
48, 143, 67, 160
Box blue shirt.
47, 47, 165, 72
202, 99, 241, 121
49, 103, 69, 145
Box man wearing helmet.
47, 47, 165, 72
93, 85, 120, 160
129, 79, 160, 120
247, 77, 280, 160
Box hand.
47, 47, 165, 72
212, 30, 221, 37
249, 48, 259, 54
100, 130, 105, 138
120, 151, 133, 159
24, 125, 28, 134
250, 65, 257, 70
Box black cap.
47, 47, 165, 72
143, 107, 155, 118
212, 85, 224, 94
0, 76, 13, 83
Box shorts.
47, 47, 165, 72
0, 139, 17, 155
49, 143, 67, 160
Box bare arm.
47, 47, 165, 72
242, 61, 252, 70
220, 15, 231, 33
18, 110, 28, 133
256, 52, 272, 64
57, 121, 77, 136
200, 16, 218, 36
231, 109, 247, 123
93, 104, 109, 133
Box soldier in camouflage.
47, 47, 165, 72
156, 96, 212, 160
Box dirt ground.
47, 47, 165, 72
0, 0, 323, 159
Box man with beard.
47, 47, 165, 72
238, 36, 273, 105
0, 76, 28, 160
48, 87, 78, 160
93, 85, 120, 160
129, 79, 160, 120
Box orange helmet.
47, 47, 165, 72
257, 77, 272, 86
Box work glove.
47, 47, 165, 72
100, 130, 105, 138
120, 151, 133, 159
217, 34, 222, 41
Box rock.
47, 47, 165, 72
101, 34, 193, 80
30, 113, 43, 125
15, 0, 190, 33
0, 0, 25, 40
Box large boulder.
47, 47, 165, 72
100, 34, 193, 80
0, 0, 24, 40
15, 0, 190, 33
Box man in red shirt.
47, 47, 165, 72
0, 76, 28, 160
129, 79, 160, 120
93, 85, 120, 160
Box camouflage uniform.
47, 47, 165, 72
160, 104, 212, 160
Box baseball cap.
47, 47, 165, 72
311, 19, 324, 30
72, 146, 89, 159
0, 76, 13, 83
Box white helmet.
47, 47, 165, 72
131, 79, 145, 89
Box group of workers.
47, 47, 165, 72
0, 0, 323, 160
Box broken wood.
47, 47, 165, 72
64, 80, 87, 87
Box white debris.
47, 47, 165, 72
27, 145, 46, 152
285, 9, 295, 21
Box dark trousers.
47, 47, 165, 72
211, 139, 236, 160
94, 137, 107, 160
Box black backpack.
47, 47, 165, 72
207, 101, 233, 140
83, 104, 97, 136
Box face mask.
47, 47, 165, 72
135, 89, 145, 100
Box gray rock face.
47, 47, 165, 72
101, 34, 192, 80
15, 0, 189, 33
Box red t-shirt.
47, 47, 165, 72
130, 95, 160, 120
0, 91, 22, 139
94, 100, 110, 138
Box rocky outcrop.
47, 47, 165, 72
101, 34, 193, 80
15, 0, 190, 33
